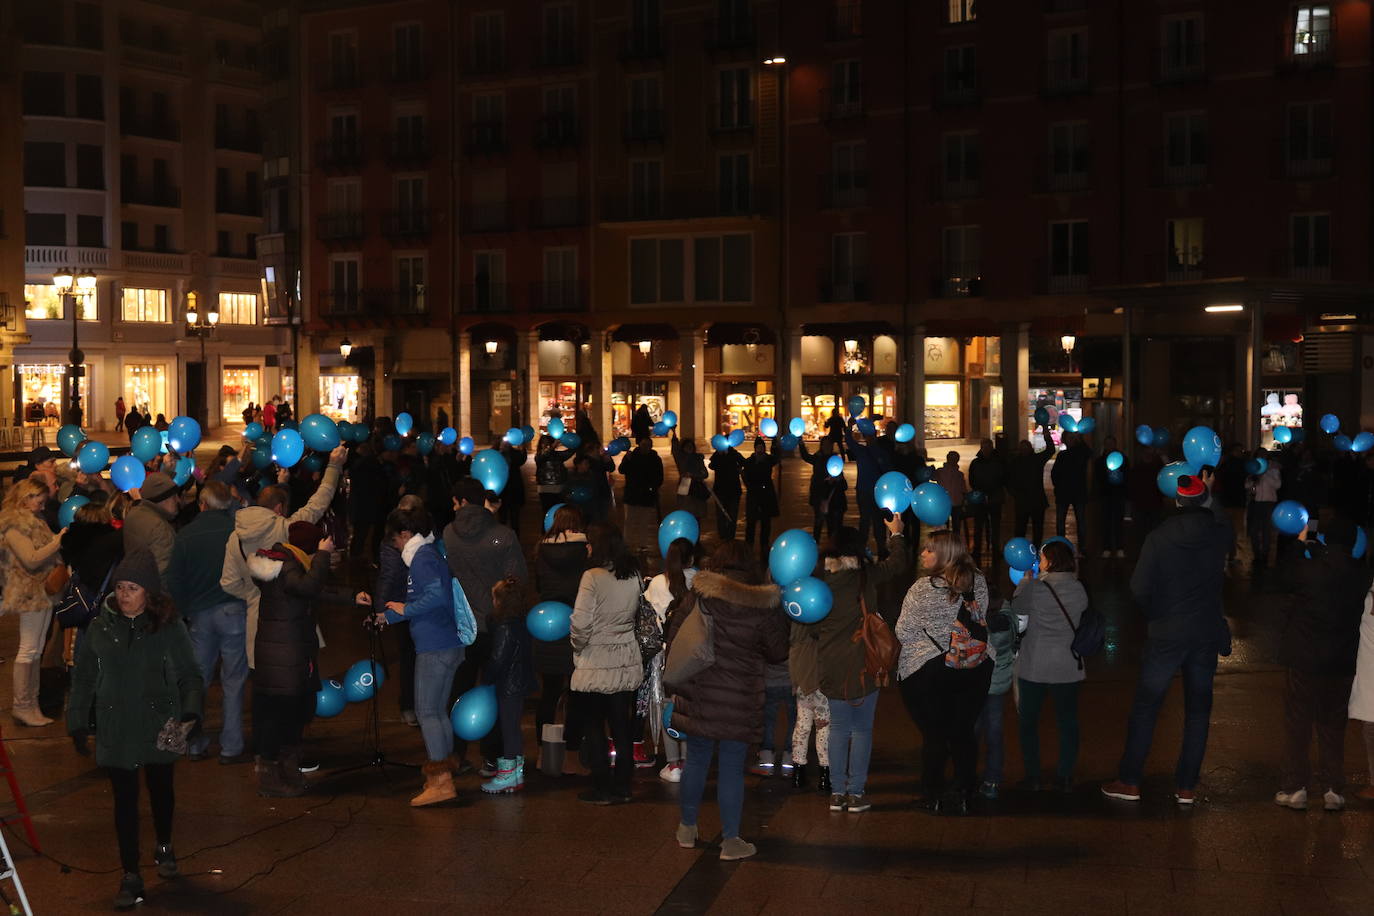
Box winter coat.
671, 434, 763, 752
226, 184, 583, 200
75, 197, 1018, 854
1279, 539, 1372, 675
645, 569, 696, 626
666, 570, 789, 743
443, 505, 527, 632
569, 567, 644, 694
1051, 442, 1092, 499
67, 600, 204, 770
375, 542, 408, 607
709, 448, 746, 496
789, 620, 822, 695
844, 427, 891, 494
987, 606, 1017, 696
932, 464, 968, 507
532, 534, 588, 675
0, 508, 62, 614
1130, 507, 1233, 645
1348, 591, 1374, 721
386, 536, 461, 655
895, 570, 991, 680
61, 520, 123, 596
968, 453, 1007, 505
535, 446, 573, 493
798, 440, 847, 509
743, 449, 780, 518
1008, 445, 1054, 510
1012, 572, 1088, 683
250, 545, 329, 694
814, 535, 910, 699
168, 509, 239, 617
123, 500, 176, 578
485, 617, 537, 698
619, 447, 664, 507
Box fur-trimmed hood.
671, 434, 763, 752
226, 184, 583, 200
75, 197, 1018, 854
247, 552, 285, 582
692, 570, 781, 608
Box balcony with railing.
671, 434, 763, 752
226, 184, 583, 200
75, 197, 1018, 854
1043, 56, 1091, 95
936, 175, 981, 201
818, 270, 870, 303
821, 171, 869, 208
123, 250, 187, 272
1041, 163, 1090, 194
317, 212, 365, 242
623, 109, 665, 142
215, 193, 261, 217
1163, 250, 1205, 283
122, 183, 181, 208
318, 288, 364, 317
121, 42, 185, 74
705, 16, 756, 51
531, 281, 585, 312
1281, 22, 1334, 70
601, 188, 773, 222
1041, 259, 1090, 294
1155, 43, 1206, 84
120, 116, 180, 141
1280, 137, 1334, 179
463, 45, 506, 76
382, 209, 431, 239
1274, 248, 1333, 282
465, 121, 507, 157
316, 136, 365, 171
1153, 148, 1207, 187
462, 281, 511, 313
384, 130, 435, 165
820, 88, 864, 121
26, 245, 110, 269
214, 126, 261, 154
710, 103, 754, 133
535, 114, 580, 149
933, 261, 983, 298
530, 197, 586, 229
620, 29, 664, 61
390, 287, 428, 315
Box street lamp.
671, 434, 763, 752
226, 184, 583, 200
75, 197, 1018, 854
185, 291, 219, 363
53, 267, 96, 425
485, 339, 498, 355
1061, 334, 1076, 373
638, 340, 652, 355
340, 337, 353, 358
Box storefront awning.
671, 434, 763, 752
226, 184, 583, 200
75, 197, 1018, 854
610, 323, 678, 343
706, 323, 776, 346
538, 321, 590, 343
801, 321, 899, 339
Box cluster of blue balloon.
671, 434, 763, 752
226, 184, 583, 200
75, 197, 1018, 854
605, 436, 634, 456
1134, 424, 1171, 449
770, 529, 829, 623
711, 429, 747, 452
315, 660, 388, 717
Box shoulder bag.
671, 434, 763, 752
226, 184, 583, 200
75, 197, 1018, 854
1042, 579, 1105, 669
662, 593, 711, 689
634, 581, 665, 661
55, 563, 114, 630
851, 571, 899, 690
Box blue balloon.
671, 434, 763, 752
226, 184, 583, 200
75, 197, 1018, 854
779, 433, 798, 452
1182, 426, 1222, 470
560, 432, 582, 450
252, 443, 272, 469
395, 412, 414, 436
315, 679, 346, 718
895, 423, 916, 443
1003, 537, 1036, 571
769, 529, 819, 586
131, 427, 162, 463
966, 489, 987, 505
1034, 407, 1050, 427
271, 429, 305, 468
760, 417, 779, 439
613, 436, 632, 453
662, 410, 678, 429
343, 659, 386, 703
459, 436, 475, 455
527, 601, 573, 642
57, 424, 84, 458
847, 394, 866, 417
521, 425, 536, 443
1353, 432, 1374, 453
1271, 500, 1309, 535
440, 426, 458, 446
544, 503, 566, 533
1135, 424, 1154, 447
167, 416, 201, 453
727, 429, 745, 448
1335, 435, 1353, 452
243, 421, 265, 441
548, 417, 565, 440
1321, 413, 1341, 434
172, 456, 195, 486
110, 455, 146, 492
77, 440, 109, 473
911, 482, 951, 526
472, 449, 510, 494
874, 470, 914, 513
1059, 415, 1078, 433
569, 484, 593, 504
451, 685, 498, 740
416, 432, 436, 456
505, 427, 525, 446
301, 453, 325, 473
711, 434, 729, 452
1009, 562, 1040, 586
1246, 456, 1269, 476
783, 576, 833, 623
336, 420, 353, 442
381, 434, 402, 453
606, 438, 626, 456
658, 509, 700, 556
1105, 450, 1124, 471
789, 417, 805, 437
857, 418, 876, 437
1357, 527, 1369, 560
58, 495, 89, 528
1157, 461, 1191, 498
300, 414, 341, 452
1076, 417, 1095, 434
1273, 425, 1293, 444
1152, 426, 1171, 447
826, 454, 844, 477
349, 422, 371, 443
652, 421, 668, 437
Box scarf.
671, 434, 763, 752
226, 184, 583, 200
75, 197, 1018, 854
401, 532, 435, 567
281, 543, 313, 571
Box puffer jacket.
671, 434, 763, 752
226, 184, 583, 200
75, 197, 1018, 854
67, 599, 204, 770
249, 545, 329, 695
666, 570, 789, 743
532, 534, 588, 675
485, 617, 537, 698
61, 520, 123, 593
814, 534, 910, 699
570, 567, 644, 694
443, 505, 527, 632
0, 508, 62, 614
987, 606, 1017, 696
122, 500, 176, 577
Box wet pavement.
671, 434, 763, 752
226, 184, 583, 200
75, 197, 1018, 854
3, 448, 1373, 914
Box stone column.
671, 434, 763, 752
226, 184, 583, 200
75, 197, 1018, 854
589, 328, 612, 440
296, 334, 319, 416
679, 329, 706, 446
1238, 303, 1262, 451
781, 327, 803, 428
457, 330, 472, 437
905, 325, 926, 449
520, 329, 541, 429
1001, 322, 1030, 447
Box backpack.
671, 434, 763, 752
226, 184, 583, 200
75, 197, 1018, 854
1043, 580, 1104, 668
450, 577, 478, 647
634, 585, 664, 661
850, 571, 899, 690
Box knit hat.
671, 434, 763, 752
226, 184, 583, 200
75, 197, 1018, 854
139, 471, 178, 503
113, 548, 162, 596
28, 446, 53, 466
288, 520, 325, 554
1175, 475, 1207, 498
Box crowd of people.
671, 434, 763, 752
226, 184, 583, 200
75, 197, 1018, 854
5, 406, 1374, 909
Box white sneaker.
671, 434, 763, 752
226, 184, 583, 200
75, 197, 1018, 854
749, 750, 775, 776
1324, 789, 1345, 811
1275, 788, 1308, 809
659, 762, 682, 783
780, 751, 795, 773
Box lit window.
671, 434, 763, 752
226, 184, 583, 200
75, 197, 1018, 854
946, 0, 975, 25
1293, 5, 1331, 56
25, 284, 96, 320
121, 287, 168, 322
216, 291, 258, 325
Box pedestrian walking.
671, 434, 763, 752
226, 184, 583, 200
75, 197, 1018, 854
114, 396, 126, 432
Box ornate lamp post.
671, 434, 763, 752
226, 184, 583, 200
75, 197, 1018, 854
53, 267, 97, 425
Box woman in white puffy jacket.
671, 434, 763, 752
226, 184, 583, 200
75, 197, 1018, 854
1349, 586, 1374, 801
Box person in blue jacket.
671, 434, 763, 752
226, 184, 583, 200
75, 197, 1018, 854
845, 418, 893, 556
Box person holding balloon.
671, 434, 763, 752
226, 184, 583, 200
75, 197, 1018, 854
1245, 449, 1282, 570
742, 436, 781, 557
670, 430, 711, 523
535, 435, 575, 512
496, 439, 528, 539
533, 506, 591, 774
480, 577, 538, 794
797, 439, 848, 543
1097, 437, 1129, 559
708, 436, 747, 541
844, 420, 893, 557
619, 437, 665, 556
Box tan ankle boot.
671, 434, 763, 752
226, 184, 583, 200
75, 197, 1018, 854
410, 761, 456, 807
11, 663, 51, 727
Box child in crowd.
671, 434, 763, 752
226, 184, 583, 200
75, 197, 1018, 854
483, 576, 537, 794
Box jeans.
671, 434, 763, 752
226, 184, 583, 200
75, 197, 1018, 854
187, 600, 249, 757
253, 690, 312, 760
900, 659, 993, 796
679, 735, 748, 839
1117, 638, 1219, 790
826, 691, 879, 796
1280, 668, 1352, 793
793, 690, 830, 766
416, 646, 465, 762
498, 694, 524, 759
575, 689, 636, 796
394, 621, 416, 713
107, 764, 174, 873
1017, 679, 1081, 783
1055, 494, 1085, 545
975, 692, 1007, 785
760, 685, 797, 754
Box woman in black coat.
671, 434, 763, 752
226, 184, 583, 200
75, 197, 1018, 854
798, 438, 847, 541
532, 506, 590, 768
742, 437, 780, 556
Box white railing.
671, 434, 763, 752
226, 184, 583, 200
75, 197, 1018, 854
123, 251, 187, 272
211, 257, 260, 278
25, 246, 110, 269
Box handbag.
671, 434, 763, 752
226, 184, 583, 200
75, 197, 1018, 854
662, 594, 711, 689
1042, 580, 1105, 669
634, 587, 664, 661
851, 572, 899, 690
44, 563, 71, 596
55, 564, 114, 629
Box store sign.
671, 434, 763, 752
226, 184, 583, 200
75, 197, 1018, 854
924, 338, 960, 375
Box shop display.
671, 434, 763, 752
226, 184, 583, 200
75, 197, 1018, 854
319, 375, 362, 422
125, 364, 169, 421
222, 366, 261, 423
18, 364, 87, 426
924, 381, 960, 440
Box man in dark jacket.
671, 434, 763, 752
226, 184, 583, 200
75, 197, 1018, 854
1274, 519, 1372, 810
742, 437, 780, 557
844, 421, 893, 556
169, 481, 251, 764
1008, 436, 1054, 546
968, 439, 1006, 564
444, 477, 528, 770
709, 443, 747, 541
619, 437, 664, 554
1104, 475, 1233, 805
1051, 431, 1092, 549
630, 403, 653, 441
